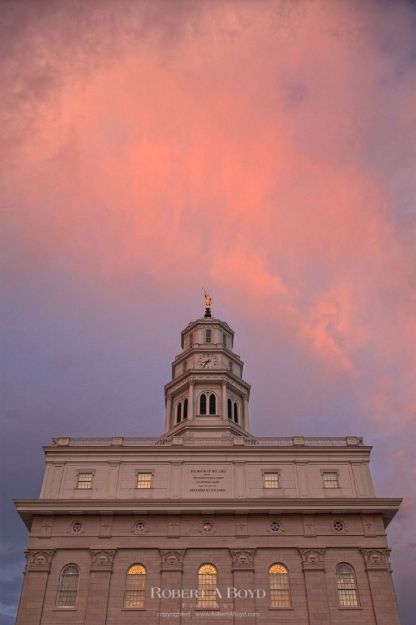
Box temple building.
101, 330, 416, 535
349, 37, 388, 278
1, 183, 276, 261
14, 301, 402, 624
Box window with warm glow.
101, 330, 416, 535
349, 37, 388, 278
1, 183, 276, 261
76, 473, 93, 489
124, 564, 146, 608
197, 564, 218, 609
136, 473, 152, 489
269, 563, 290, 608
264, 472, 280, 489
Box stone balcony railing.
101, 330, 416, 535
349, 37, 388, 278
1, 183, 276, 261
51, 435, 364, 447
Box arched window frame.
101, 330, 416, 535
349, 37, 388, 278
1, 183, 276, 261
209, 393, 216, 415
176, 402, 182, 424
336, 563, 359, 607
197, 563, 218, 609
227, 398, 232, 420
199, 393, 207, 415
56, 564, 79, 607
183, 398, 188, 420
269, 563, 291, 608
233, 402, 238, 423
124, 564, 147, 608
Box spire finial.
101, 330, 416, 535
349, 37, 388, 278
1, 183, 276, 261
202, 288, 212, 318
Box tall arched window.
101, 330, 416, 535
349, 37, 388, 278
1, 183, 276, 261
124, 564, 147, 608
200, 393, 207, 415
56, 564, 79, 607
176, 402, 182, 424
227, 398, 232, 420
336, 563, 359, 607
209, 393, 216, 415
269, 563, 290, 608
183, 398, 188, 420
197, 564, 218, 608
233, 402, 238, 423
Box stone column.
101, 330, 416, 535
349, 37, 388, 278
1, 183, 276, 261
165, 394, 172, 431
84, 550, 116, 625
299, 549, 331, 625
158, 550, 185, 624
188, 382, 194, 420
231, 550, 256, 625
361, 549, 401, 625
222, 380, 227, 420
15, 550, 55, 625
243, 396, 250, 431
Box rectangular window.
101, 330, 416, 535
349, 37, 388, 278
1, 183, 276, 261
189, 333, 194, 347
323, 471, 339, 488
264, 472, 280, 489
205, 329, 212, 343
76, 473, 93, 489
222, 332, 227, 347
136, 473, 153, 489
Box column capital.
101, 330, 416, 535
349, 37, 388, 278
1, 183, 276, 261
90, 549, 116, 572
231, 549, 256, 571
361, 548, 391, 571
299, 548, 326, 571
160, 549, 185, 572
25, 549, 55, 572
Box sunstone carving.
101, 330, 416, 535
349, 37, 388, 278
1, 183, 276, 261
231, 549, 255, 570
25, 550, 55, 572
90, 549, 116, 571
160, 550, 185, 571
361, 548, 390, 570
299, 548, 326, 570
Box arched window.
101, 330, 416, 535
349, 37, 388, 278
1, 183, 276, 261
336, 563, 359, 607
200, 393, 207, 415
56, 564, 79, 607
124, 564, 147, 608
209, 393, 216, 415
176, 402, 182, 424
233, 402, 238, 423
197, 564, 218, 608
269, 563, 290, 608
205, 329, 212, 343
227, 398, 232, 420
183, 398, 188, 420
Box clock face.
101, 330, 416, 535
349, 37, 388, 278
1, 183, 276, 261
197, 355, 219, 369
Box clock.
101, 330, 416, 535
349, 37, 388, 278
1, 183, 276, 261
197, 355, 219, 369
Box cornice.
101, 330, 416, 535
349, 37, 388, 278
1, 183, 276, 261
15, 497, 402, 529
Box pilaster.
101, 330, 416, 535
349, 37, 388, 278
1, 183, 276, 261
299, 548, 331, 625
231, 549, 256, 625
15, 550, 55, 625
84, 549, 116, 625
361, 549, 401, 625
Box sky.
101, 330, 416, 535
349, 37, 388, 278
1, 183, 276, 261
1, 0, 416, 622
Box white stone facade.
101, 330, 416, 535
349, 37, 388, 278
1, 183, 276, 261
14, 313, 402, 624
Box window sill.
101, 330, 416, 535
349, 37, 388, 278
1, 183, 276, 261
195, 607, 220, 611
54, 607, 77, 611
339, 606, 362, 610
269, 607, 293, 610
122, 607, 146, 611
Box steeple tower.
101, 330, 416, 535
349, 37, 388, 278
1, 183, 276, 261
163, 297, 251, 439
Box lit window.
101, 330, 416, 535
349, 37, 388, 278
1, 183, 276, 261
56, 564, 79, 607
323, 472, 339, 488
197, 564, 218, 608
76, 473, 93, 489
136, 473, 152, 489
124, 564, 146, 608
264, 472, 280, 489
205, 329, 211, 343
336, 563, 359, 607
269, 563, 290, 608
200, 393, 207, 415
209, 393, 216, 415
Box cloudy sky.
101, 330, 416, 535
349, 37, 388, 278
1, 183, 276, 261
1, 0, 416, 622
